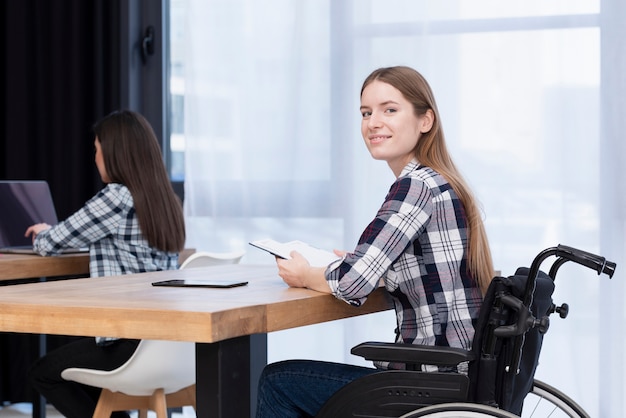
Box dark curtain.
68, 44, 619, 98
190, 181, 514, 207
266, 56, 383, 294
1, 0, 123, 219
0, 0, 125, 403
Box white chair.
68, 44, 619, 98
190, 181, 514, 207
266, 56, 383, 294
61, 250, 245, 418
62, 340, 196, 418
179, 250, 245, 269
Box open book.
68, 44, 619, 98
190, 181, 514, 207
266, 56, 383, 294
249, 239, 340, 267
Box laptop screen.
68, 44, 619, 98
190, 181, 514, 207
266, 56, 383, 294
0, 181, 59, 248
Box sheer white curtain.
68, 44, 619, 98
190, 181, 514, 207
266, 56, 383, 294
182, 0, 625, 415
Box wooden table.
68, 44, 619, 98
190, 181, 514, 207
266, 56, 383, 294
0, 264, 393, 417
0, 252, 90, 281
0, 249, 196, 418
0, 248, 196, 281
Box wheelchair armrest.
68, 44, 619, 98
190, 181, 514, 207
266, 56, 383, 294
351, 341, 475, 367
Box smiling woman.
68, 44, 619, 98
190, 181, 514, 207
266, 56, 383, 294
254, 66, 494, 418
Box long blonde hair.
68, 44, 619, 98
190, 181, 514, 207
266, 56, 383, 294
361, 66, 494, 294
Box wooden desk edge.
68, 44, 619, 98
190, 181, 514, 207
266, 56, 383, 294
0, 248, 196, 281
265, 288, 394, 333
0, 287, 393, 343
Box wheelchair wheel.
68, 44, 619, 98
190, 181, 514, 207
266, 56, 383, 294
522, 379, 590, 418
399, 378, 590, 418
399, 402, 519, 417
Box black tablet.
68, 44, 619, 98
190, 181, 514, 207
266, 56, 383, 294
151, 279, 248, 288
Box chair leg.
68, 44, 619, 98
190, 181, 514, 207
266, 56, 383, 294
93, 389, 116, 418
92, 386, 195, 418
149, 388, 168, 418
94, 389, 153, 417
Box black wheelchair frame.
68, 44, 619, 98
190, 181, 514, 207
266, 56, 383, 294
316, 244, 616, 418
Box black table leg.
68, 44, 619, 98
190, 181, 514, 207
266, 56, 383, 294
32, 334, 46, 418
248, 333, 267, 416
195, 334, 267, 418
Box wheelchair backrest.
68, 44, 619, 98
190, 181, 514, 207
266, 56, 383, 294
468, 267, 555, 415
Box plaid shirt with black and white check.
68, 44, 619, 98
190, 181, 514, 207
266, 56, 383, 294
34, 183, 179, 277
33, 183, 179, 346
326, 161, 482, 370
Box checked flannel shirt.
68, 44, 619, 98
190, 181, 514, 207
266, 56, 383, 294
326, 160, 483, 372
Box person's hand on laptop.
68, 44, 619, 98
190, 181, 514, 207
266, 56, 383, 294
25, 223, 52, 242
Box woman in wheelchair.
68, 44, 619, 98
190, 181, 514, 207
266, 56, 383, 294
255, 66, 494, 418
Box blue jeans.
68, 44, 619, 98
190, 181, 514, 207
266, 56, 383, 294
255, 359, 378, 418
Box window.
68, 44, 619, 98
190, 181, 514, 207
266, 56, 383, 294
169, 0, 186, 181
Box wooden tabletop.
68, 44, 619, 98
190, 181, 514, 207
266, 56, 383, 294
0, 264, 393, 343
0, 252, 90, 280
0, 248, 196, 281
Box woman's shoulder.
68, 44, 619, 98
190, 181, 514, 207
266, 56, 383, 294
402, 163, 447, 188
391, 164, 452, 205
93, 183, 134, 207
102, 182, 130, 194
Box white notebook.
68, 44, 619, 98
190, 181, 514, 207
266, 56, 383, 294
249, 239, 340, 267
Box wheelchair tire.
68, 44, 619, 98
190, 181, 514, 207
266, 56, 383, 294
399, 379, 590, 418
523, 379, 590, 418
399, 402, 518, 417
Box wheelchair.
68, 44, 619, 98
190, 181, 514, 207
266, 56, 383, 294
316, 244, 616, 418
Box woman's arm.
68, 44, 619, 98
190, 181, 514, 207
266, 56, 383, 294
32, 184, 129, 254
327, 175, 434, 305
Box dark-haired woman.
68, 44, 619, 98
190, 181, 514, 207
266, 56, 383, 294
26, 110, 186, 418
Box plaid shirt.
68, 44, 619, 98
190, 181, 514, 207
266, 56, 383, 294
34, 183, 179, 346
34, 183, 179, 277
326, 161, 482, 370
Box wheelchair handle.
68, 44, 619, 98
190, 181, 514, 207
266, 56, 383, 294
508, 244, 616, 376
555, 244, 616, 278
523, 244, 616, 309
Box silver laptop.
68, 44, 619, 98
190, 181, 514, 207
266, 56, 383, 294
0, 180, 87, 254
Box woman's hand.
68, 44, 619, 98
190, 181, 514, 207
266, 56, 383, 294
276, 251, 332, 293
333, 249, 348, 257
25, 223, 51, 242
276, 251, 310, 288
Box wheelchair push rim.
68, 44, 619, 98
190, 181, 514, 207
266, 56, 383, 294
399, 402, 519, 417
